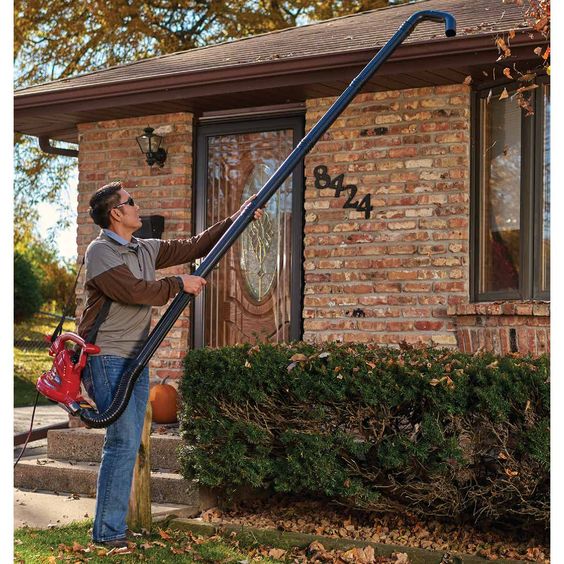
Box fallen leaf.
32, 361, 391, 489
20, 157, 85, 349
363, 545, 376, 562
309, 540, 326, 552
534, 46, 543, 56
268, 548, 287, 558
499, 88, 509, 100
505, 468, 519, 477
158, 528, 173, 540
393, 553, 409, 564
429, 379, 440, 386
287, 362, 297, 373
503, 68, 512, 79
290, 353, 308, 362
463, 75, 472, 85
319, 352, 330, 359
244, 360, 251, 368
508, 29, 515, 39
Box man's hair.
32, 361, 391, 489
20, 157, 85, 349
89, 181, 123, 228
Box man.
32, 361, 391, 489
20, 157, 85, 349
78, 180, 263, 547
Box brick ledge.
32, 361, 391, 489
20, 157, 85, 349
447, 301, 550, 317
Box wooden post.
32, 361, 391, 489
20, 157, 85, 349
127, 401, 152, 533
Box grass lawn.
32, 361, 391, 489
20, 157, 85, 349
14, 315, 75, 407
14, 521, 283, 563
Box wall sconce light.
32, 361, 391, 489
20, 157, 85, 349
136, 126, 167, 167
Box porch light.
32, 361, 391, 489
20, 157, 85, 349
136, 126, 167, 167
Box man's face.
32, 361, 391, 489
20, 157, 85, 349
112, 188, 142, 230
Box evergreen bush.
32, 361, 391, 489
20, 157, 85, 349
179, 342, 549, 529
14, 251, 44, 321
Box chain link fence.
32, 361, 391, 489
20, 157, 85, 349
14, 311, 76, 352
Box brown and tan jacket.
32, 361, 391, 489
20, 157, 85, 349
77, 217, 232, 358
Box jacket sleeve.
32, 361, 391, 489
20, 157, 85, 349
86, 244, 182, 306
155, 217, 233, 270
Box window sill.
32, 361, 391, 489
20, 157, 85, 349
447, 301, 550, 317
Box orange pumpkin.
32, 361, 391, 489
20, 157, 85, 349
149, 377, 179, 423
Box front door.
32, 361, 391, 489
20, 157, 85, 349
193, 117, 304, 348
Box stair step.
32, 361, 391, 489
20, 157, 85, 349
47, 428, 182, 471
14, 457, 199, 505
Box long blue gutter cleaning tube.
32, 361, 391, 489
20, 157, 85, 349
79, 10, 456, 427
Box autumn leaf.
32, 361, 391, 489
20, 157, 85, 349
318, 351, 330, 359
287, 362, 297, 372
499, 88, 509, 100
309, 540, 326, 552
508, 29, 516, 39
268, 548, 287, 558
547, 65, 551, 75
503, 68, 513, 79
505, 468, 519, 477
290, 353, 308, 362
140, 542, 154, 550
158, 528, 173, 540
542, 46, 550, 60
429, 379, 440, 386
496, 37, 511, 58
516, 84, 539, 94
534, 46, 543, 56
534, 16, 549, 33
244, 360, 252, 368
463, 75, 472, 85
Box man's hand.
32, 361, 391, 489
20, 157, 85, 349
179, 274, 207, 296
231, 194, 265, 222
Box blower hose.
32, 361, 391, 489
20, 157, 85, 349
77, 9, 456, 429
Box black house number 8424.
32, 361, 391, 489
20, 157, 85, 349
313, 165, 374, 219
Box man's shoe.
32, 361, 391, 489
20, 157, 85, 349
95, 538, 129, 549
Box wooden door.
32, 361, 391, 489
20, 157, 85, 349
194, 117, 304, 348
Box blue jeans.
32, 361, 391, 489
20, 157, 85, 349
82, 355, 149, 543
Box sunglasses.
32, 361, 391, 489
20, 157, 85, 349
113, 196, 135, 209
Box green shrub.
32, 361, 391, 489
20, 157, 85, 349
179, 343, 549, 529
14, 251, 44, 321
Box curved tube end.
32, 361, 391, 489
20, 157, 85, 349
413, 10, 457, 38
444, 14, 457, 37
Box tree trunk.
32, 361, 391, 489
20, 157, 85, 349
127, 402, 152, 532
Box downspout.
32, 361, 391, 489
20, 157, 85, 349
38, 136, 79, 157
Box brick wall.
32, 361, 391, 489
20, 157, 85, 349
448, 302, 550, 356
76, 112, 193, 383
303, 85, 470, 347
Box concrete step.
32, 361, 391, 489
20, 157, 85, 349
14, 457, 199, 506
47, 428, 182, 471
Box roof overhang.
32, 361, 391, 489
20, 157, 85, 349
14, 31, 547, 144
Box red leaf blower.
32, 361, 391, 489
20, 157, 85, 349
36, 332, 100, 414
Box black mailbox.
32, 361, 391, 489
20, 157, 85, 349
133, 215, 165, 239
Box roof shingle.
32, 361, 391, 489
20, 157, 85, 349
15, 0, 529, 97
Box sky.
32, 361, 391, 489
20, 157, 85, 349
36, 171, 79, 262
